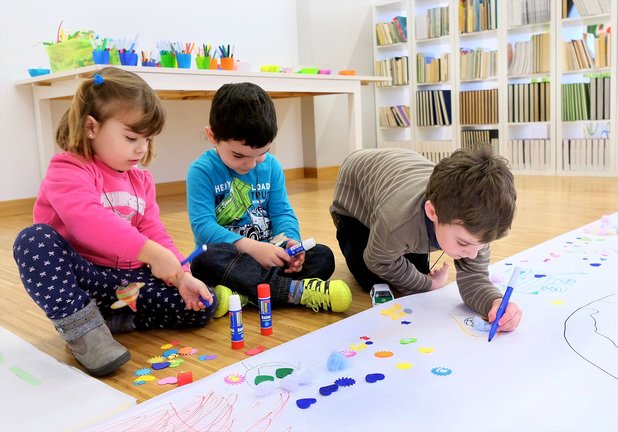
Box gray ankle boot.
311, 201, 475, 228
52, 300, 131, 376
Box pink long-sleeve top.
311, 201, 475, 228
33, 152, 186, 270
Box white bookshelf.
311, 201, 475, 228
371, 0, 618, 176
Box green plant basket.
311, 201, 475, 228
45, 38, 95, 72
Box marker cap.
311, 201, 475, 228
302, 238, 316, 251
257, 283, 271, 298
229, 294, 241, 311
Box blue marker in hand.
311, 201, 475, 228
488, 267, 520, 342
181, 244, 208, 266
180, 245, 211, 307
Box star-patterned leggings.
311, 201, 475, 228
13, 224, 214, 329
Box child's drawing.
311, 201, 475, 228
564, 293, 618, 380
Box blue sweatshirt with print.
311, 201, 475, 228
187, 149, 300, 247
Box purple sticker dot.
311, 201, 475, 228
365, 373, 385, 383
590, 263, 601, 267
401, 321, 412, 325
151, 362, 170, 370
534, 274, 546, 278
319, 384, 339, 396
296, 398, 317, 409
365, 341, 374, 345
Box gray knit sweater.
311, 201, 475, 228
330, 148, 502, 316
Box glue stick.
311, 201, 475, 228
229, 294, 244, 349
257, 284, 273, 336
284, 238, 316, 257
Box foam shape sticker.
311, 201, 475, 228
296, 398, 317, 409
276, 368, 294, 379
365, 373, 385, 383
319, 383, 339, 396
254, 375, 275, 385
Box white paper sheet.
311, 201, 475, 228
0, 327, 136, 432
82, 214, 618, 432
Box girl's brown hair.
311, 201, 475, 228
55, 67, 165, 166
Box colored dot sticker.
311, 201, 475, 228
396, 362, 413, 370
198, 354, 217, 361
296, 398, 317, 409
400, 337, 417, 344
375, 351, 394, 358
148, 356, 165, 364
224, 373, 246, 385
179, 347, 198, 356
551, 300, 566, 305
431, 367, 452, 376
418, 347, 434, 354
365, 373, 385, 383
334, 377, 356, 387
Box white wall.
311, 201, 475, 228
0, 0, 375, 201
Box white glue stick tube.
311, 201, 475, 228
284, 238, 316, 257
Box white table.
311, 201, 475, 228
16, 65, 386, 178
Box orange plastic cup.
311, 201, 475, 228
220, 57, 235, 70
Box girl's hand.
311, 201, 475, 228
488, 300, 522, 333
428, 261, 449, 290
177, 273, 213, 311
236, 238, 290, 269
282, 239, 305, 273
138, 240, 184, 285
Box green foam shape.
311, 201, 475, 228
255, 375, 275, 385
276, 368, 294, 379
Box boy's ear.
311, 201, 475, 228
85, 115, 99, 138
424, 200, 438, 222
204, 127, 216, 145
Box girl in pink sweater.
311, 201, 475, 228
13, 67, 215, 376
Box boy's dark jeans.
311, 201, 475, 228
333, 213, 429, 292
190, 242, 335, 305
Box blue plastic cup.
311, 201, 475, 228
92, 50, 110, 65
119, 51, 138, 66
177, 53, 192, 69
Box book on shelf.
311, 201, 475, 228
393, 16, 408, 42
562, 138, 610, 171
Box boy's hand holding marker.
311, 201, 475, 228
283, 238, 316, 274
488, 267, 523, 340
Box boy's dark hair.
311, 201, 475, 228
426, 146, 516, 243
209, 82, 277, 148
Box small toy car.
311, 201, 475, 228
370, 284, 394, 306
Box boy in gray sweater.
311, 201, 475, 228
330, 146, 522, 333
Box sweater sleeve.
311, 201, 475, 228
186, 155, 245, 245
42, 155, 148, 262
265, 157, 301, 241
455, 244, 503, 316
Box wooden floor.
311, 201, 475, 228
1, 175, 617, 403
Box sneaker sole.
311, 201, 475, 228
83, 350, 131, 377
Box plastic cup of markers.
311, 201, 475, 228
209, 58, 219, 70
92, 50, 110, 65
119, 51, 138, 66
195, 56, 210, 69
142, 61, 157, 67
220, 57, 235, 70
176, 53, 192, 69
160, 53, 176, 68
